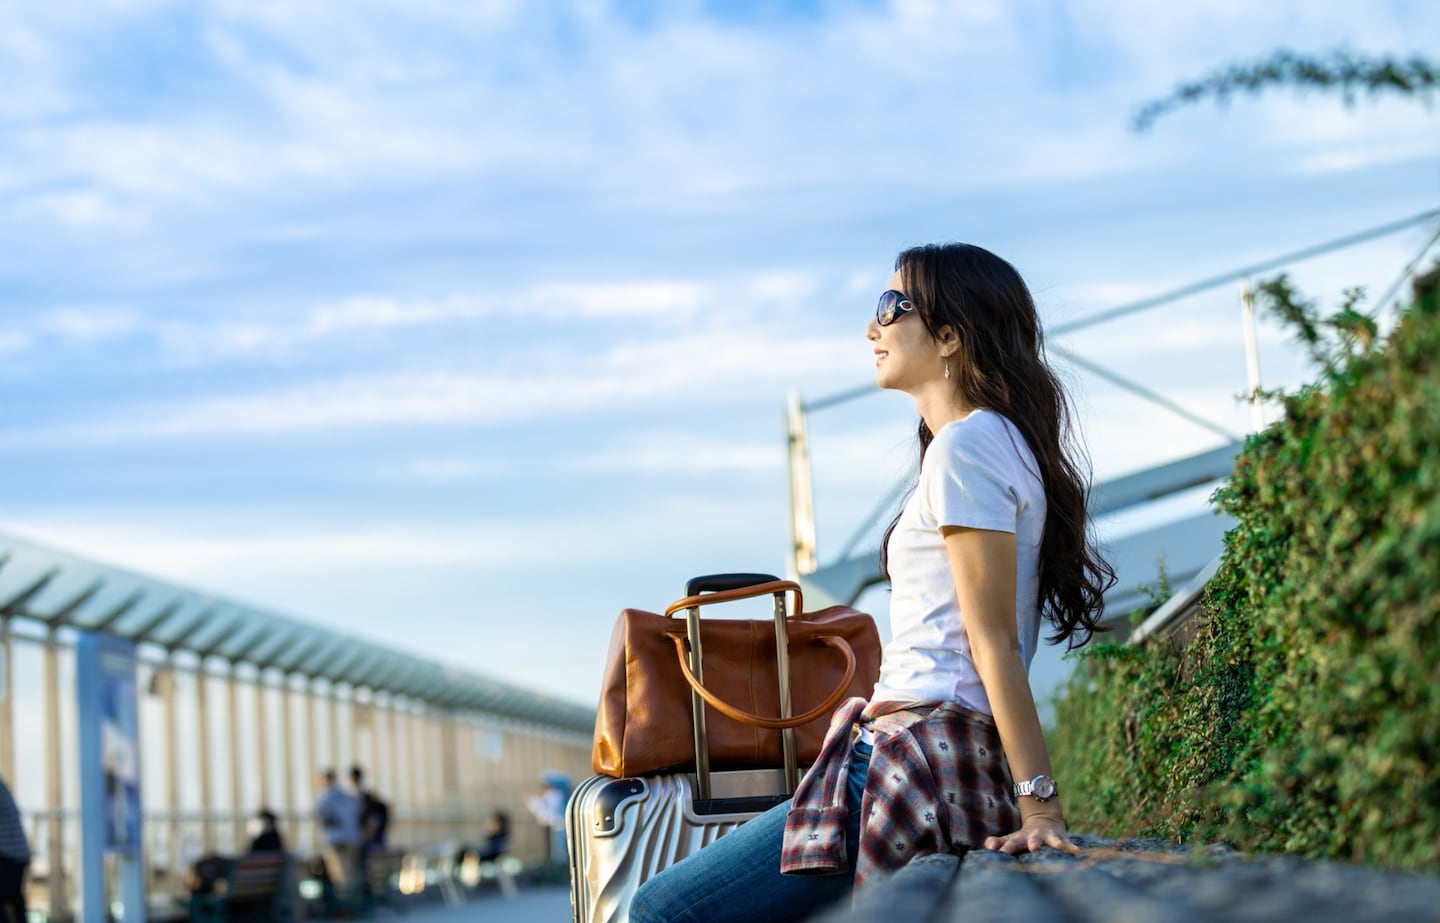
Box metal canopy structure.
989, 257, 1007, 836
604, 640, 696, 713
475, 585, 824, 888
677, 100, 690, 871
796, 441, 1243, 622
0, 529, 595, 733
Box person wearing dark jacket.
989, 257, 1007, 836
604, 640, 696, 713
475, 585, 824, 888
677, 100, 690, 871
0, 778, 29, 923
350, 766, 389, 852
249, 808, 285, 853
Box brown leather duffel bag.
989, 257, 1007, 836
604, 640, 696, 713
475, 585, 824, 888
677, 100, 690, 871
591, 579, 881, 778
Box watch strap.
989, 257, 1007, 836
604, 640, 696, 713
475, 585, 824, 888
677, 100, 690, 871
1013, 774, 1056, 800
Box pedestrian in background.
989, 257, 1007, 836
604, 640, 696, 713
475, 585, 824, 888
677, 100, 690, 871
314, 768, 361, 897
248, 808, 285, 853
349, 765, 389, 853
0, 777, 29, 923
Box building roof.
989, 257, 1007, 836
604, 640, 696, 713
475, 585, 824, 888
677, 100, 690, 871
0, 529, 596, 733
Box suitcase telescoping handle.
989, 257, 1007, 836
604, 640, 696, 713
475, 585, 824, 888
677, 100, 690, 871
666, 575, 804, 800
685, 573, 783, 596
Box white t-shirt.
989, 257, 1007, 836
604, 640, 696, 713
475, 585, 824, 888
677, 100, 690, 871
870, 409, 1046, 716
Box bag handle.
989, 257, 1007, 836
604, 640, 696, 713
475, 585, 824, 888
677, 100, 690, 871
664, 579, 804, 618
665, 631, 857, 729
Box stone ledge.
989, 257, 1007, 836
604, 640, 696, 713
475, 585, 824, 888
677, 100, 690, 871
809, 836, 1440, 923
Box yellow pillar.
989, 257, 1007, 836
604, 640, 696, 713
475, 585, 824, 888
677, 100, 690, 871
163, 660, 181, 896
280, 675, 296, 838
43, 631, 67, 922
228, 664, 243, 849
195, 662, 214, 853
329, 684, 341, 779
305, 679, 320, 854
254, 670, 270, 816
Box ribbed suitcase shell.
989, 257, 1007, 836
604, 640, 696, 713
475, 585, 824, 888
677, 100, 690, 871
566, 768, 787, 923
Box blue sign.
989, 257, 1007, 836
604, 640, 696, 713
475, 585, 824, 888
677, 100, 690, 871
77, 631, 146, 921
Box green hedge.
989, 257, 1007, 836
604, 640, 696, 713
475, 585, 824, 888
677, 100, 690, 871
1049, 267, 1440, 871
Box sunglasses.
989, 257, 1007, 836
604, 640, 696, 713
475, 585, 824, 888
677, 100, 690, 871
876, 289, 916, 326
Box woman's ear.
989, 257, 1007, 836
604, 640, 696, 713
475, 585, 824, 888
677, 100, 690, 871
935, 324, 959, 357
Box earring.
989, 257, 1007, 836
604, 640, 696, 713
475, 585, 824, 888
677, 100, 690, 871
944, 359, 950, 380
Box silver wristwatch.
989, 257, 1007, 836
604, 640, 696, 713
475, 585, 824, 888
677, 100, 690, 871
1013, 773, 1058, 802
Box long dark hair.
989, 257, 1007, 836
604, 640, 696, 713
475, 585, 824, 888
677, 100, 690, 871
879, 243, 1115, 649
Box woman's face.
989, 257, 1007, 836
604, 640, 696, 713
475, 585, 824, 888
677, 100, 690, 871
867, 268, 944, 393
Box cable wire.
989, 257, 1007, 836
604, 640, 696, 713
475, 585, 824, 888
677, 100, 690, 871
1050, 206, 1440, 336
1048, 344, 1244, 442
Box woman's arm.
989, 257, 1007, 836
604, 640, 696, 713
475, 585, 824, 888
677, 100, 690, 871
941, 524, 1079, 856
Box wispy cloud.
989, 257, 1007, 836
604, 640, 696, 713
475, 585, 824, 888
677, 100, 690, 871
40, 308, 143, 341
119, 274, 808, 366
4, 517, 560, 574
154, 295, 493, 364
391, 456, 513, 484
527, 281, 708, 321
0, 322, 862, 445
0, 331, 30, 356
560, 437, 782, 477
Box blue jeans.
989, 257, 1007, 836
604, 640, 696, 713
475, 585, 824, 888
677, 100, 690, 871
629, 742, 872, 923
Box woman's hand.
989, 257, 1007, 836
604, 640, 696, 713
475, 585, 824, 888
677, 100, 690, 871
982, 813, 1080, 856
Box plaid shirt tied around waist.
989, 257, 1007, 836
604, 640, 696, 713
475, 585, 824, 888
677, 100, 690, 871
780, 697, 1020, 887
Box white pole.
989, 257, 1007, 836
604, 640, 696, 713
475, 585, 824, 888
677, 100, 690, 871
785, 391, 817, 578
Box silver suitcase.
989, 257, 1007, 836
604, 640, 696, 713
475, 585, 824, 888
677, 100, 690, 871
567, 574, 807, 923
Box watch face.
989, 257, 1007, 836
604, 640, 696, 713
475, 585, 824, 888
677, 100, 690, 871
1033, 775, 1057, 800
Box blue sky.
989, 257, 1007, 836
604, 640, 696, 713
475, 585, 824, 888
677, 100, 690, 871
3, 0, 1438, 707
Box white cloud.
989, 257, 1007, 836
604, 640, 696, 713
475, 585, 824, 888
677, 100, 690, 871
0, 330, 30, 356
1292, 140, 1440, 176
142, 272, 829, 366
526, 281, 707, 321
3, 518, 559, 576
396, 456, 512, 483
561, 437, 783, 476
742, 271, 822, 303
6, 0, 1435, 245
0, 322, 862, 445
40, 308, 142, 341
1058, 314, 1248, 362
306, 295, 488, 335
11, 188, 133, 230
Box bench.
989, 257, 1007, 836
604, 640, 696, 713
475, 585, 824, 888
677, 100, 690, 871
359, 848, 407, 915
454, 846, 519, 899
188, 851, 290, 922
310, 848, 408, 918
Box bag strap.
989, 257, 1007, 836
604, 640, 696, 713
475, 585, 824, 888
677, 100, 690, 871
665, 631, 857, 729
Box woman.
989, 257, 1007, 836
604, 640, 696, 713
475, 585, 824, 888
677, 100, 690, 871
630, 243, 1114, 923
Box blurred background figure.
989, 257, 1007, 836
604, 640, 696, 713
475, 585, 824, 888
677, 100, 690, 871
527, 772, 571, 865
248, 807, 285, 853
350, 765, 390, 853
0, 777, 28, 923
454, 810, 514, 894
477, 810, 510, 863
455, 809, 511, 872
314, 768, 362, 897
